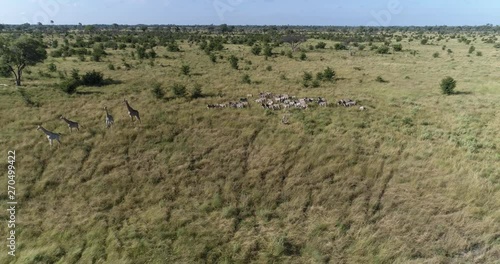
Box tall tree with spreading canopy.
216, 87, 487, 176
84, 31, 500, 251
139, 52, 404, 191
0, 36, 47, 86
281, 35, 307, 52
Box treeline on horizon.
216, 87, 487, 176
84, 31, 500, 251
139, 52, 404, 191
1, 23, 500, 34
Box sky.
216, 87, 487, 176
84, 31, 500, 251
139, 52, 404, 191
0, 0, 499, 26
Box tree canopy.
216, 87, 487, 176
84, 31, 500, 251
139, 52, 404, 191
0, 36, 47, 86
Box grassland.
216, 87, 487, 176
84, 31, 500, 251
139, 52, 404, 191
1, 28, 500, 263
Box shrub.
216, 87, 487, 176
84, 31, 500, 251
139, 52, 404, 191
108, 64, 115, 70
468, 46, 475, 54
447, 49, 453, 54
181, 65, 190, 76
300, 52, 307, 60
440, 76, 456, 95
81, 70, 104, 86
316, 72, 324, 81
92, 45, 106, 62
286, 51, 293, 58
476, 51, 483, 56
392, 44, 403, 52
166, 42, 180, 52
263, 45, 273, 57
209, 53, 217, 63
266, 65, 272, 71
151, 82, 165, 99
191, 84, 203, 99
171, 83, 187, 98
251, 45, 261, 55
228, 55, 239, 69
59, 79, 80, 94
311, 80, 320, 88
433, 52, 440, 58
242, 74, 251, 84
334, 43, 348, 50
303, 72, 313, 82
377, 45, 390, 54
315, 42, 327, 49
50, 50, 63, 58
421, 39, 428, 45
70, 69, 80, 81
358, 44, 366, 51
322, 67, 336, 81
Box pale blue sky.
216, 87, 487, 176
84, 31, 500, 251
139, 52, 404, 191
0, 0, 499, 26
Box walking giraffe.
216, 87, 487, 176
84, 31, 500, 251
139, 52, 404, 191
124, 99, 141, 122
37, 125, 61, 147
60, 116, 80, 132
104, 106, 114, 128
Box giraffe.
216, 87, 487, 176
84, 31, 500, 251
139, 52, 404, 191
60, 116, 80, 132
104, 106, 114, 128
37, 125, 61, 147
124, 99, 141, 122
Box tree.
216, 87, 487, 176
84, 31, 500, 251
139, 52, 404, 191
228, 55, 239, 70
0, 36, 47, 86
440, 77, 456, 95
281, 35, 307, 52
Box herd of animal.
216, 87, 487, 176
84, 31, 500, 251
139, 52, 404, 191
207, 92, 364, 111
37, 94, 364, 147
36, 99, 140, 147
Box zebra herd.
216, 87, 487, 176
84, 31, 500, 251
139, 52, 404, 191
37, 99, 140, 147
207, 92, 365, 111
207, 92, 330, 111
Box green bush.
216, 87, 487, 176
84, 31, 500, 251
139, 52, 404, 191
251, 45, 261, 55
151, 83, 165, 99
468, 46, 475, 54
166, 42, 180, 52
334, 43, 348, 50
322, 67, 336, 81
81, 70, 104, 86
228, 55, 239, 69
191, 84, 203, 99
440, 76, 456, 95
172, 83, 187, 98
315, 42, 327, 49
209, 53, 217, 63
392, 43, 403, 52
303, 72, 313, 82
59, 79, 80, 94
263, 45, 273, 57
433, 52, 440, 58
181, 65, 190, 76
47, 63, 57, 72
300, 52, 307, 60
377, 45, 390, 54
242, 74, 251, 84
